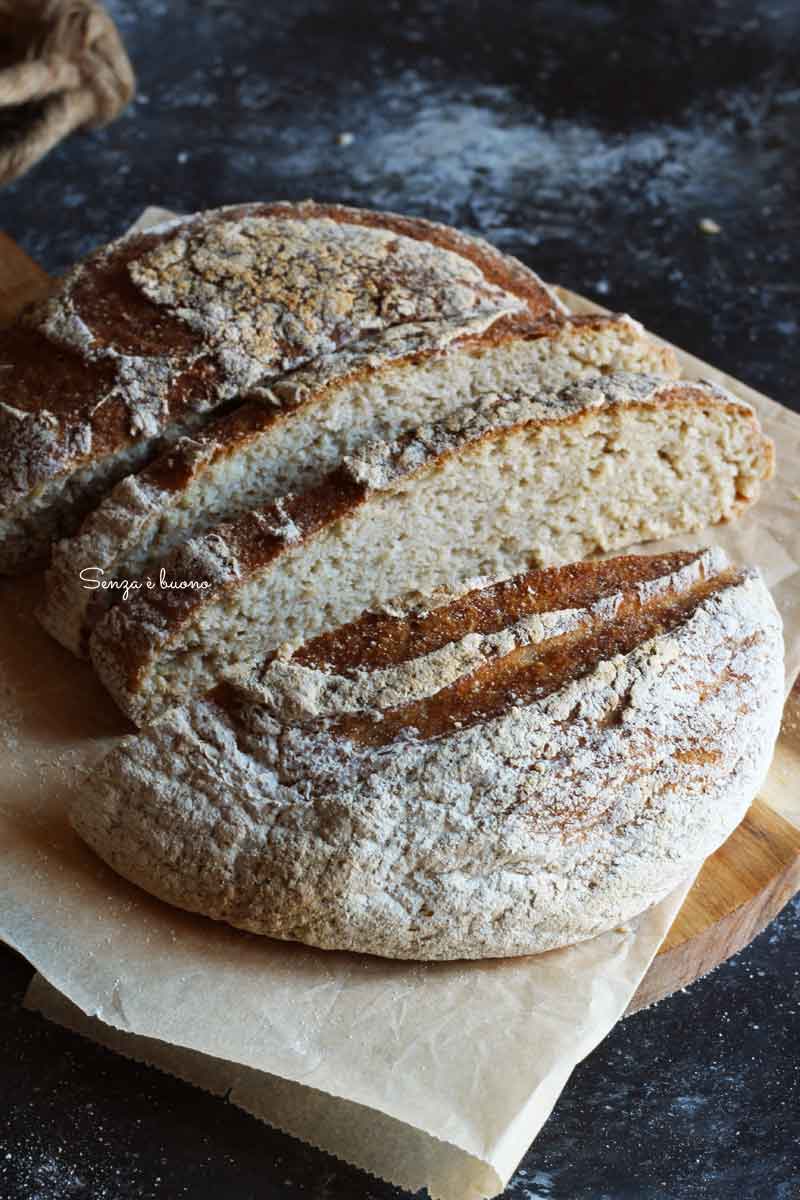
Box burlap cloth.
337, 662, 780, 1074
0, 0, 134, 184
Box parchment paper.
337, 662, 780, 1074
2, 208, 799, 1200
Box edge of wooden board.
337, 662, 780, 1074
628, 798, 800, 1014
0, 232, 52, 323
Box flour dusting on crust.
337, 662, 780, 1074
71, 551, 785, 960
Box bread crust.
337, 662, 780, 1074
88, 372, 774, 723
71, 548, 785, 960
2, 202, 684, 576
0, 201, 562, 557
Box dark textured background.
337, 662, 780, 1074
0, 2, 798, 1197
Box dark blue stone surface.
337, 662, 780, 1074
0, 2, 798, 1197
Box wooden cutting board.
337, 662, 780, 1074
1, 231, 798, 1015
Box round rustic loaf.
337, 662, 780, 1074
71, 547, 784, 960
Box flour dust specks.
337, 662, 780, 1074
272, 70, 785, 245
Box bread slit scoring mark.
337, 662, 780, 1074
226, 548, 737, 740
289, 551, 707, 674
313, 559, 744, 748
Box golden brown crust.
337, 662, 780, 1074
256, 200, 560, 319
0, 200, 560, 512
6, 228, 222, 434
324, 563, 742, 748
62, 225, 204, 358
287, 551, 702, 675
58, 201, 558, 361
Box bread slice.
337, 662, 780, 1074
39, 310, 676, 656
71, 548, 785, 960
0, 199, 566, 573
89, 372, 774, 726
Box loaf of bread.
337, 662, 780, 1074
71, 547, 784, 960
89, 372, 774, 726
39, 309, 673, 656
0, 199, 674, 574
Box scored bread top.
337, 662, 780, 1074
71, 547, 785, 959
0, 200, 561, 511
88, 370, 775, 713
246, 549, 727, 721
223, 547, 746, 741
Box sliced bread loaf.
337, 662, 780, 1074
39, 311, 676, 656
72, 548, 784, 959
0, 199, 567, 573
89, 372, 774, 726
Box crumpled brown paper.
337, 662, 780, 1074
2, 208, 799, 1200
